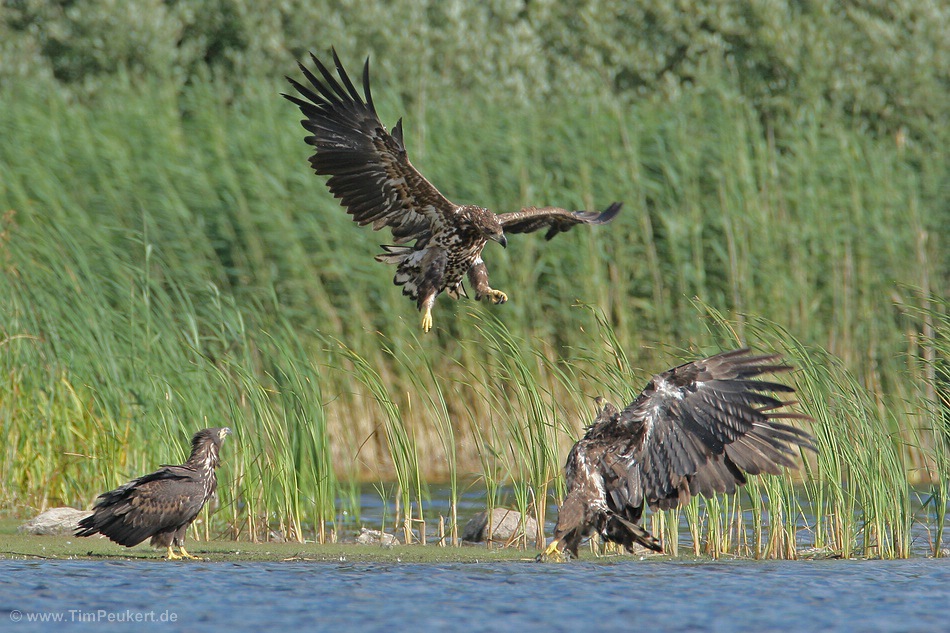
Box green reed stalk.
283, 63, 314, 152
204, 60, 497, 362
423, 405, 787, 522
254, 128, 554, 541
332, 338, 424, 544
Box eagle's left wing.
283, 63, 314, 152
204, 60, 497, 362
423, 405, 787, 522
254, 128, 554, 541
496, 202, 621, 240
283, 49, 456, 245
617, 349, 815, 511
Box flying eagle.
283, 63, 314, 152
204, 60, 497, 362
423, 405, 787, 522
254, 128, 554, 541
541, 349, 815, 561
76, 427, 231, 560
283, 49, 621, 332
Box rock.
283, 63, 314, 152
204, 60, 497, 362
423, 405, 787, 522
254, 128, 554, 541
356, 528, 398, 548
18, 507, 93, 536
798, 546, 843, 560
461, 509, 538, 544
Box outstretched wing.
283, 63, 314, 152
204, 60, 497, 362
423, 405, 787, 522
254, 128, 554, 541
283, 49, 456, 245
496, 202, 621, 240
608, 349, 814, 512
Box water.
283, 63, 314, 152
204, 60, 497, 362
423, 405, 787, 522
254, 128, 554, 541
336, 483, 943, 556
3, 558, 948, 632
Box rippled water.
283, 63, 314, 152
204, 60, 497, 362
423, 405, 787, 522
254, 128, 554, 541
3, 558, 948, 632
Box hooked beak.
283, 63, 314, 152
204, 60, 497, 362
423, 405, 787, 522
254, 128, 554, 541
496, 234, 508, 249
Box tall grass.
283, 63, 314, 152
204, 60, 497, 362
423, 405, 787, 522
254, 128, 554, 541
0, 71, 945, 556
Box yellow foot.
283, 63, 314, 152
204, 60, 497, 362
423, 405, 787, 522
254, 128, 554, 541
165, 546, 182, 560
536, 539, 568, 563
485, 289, 508, 305
421, 306, 433, 332
178, 545, 200, 560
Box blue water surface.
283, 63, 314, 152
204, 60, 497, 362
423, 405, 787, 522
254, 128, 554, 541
2, 558, 947, 632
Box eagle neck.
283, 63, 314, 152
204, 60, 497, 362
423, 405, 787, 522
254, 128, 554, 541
185, 443, 219, 473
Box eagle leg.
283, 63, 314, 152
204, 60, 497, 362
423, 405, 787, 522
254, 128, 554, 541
468, 261, 507, 305
177, 545, 200, 560
420, 294, 437, 332
421, 305, 433, 332
165, 546, 182, 560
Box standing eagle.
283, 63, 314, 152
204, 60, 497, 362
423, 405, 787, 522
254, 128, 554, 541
541, 349, 815, 561
283, 49, 621, 332
76, 427, 231, 560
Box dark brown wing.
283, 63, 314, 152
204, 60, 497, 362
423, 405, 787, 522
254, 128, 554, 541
610, 349, 814, 512
496, 202, 621, 240
283, 49, 456, 245
76, 467, 209, 547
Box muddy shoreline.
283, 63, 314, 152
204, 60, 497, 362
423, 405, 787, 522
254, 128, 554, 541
0, 530, 547, 564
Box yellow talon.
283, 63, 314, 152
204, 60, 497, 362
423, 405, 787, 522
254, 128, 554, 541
166, 546, 182, 560
178, 545, 199, 560
489, 289, 508, 304
421, 307, 433, 332
537, 539, 567, 563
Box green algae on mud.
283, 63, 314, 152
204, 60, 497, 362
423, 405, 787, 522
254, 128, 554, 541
0, 531, 539, 564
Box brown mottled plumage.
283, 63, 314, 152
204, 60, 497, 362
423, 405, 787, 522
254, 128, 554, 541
283, 49, 621, 332
541, 349, 815, 561
76, 428, 231, 560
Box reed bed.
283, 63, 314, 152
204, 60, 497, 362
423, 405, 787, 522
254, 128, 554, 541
0, 71, 945, 558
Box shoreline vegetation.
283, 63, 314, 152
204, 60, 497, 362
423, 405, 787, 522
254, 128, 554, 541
1, 2, 947, 560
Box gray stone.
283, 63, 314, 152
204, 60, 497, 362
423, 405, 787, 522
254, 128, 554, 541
18, 507, 93, 536
356, 528, 398, 547
461, 509, 538, 544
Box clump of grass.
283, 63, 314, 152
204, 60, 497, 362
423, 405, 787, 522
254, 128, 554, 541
465, 314, 565, 548
332, 337, 426, 544
897, 290, 949, 555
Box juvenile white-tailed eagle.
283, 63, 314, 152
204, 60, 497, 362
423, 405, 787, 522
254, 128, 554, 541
540, 349, 815, 561
76, 427, 231, 560
283, 49, 621, 332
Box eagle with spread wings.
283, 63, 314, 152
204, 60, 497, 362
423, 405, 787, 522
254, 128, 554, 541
76, 427, 231, 560
283, 50, 621, 332
540, 349, 815, 561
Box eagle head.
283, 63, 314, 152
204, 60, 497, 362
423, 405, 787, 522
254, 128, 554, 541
465, 205, 507, 248
189, 427, 232, 469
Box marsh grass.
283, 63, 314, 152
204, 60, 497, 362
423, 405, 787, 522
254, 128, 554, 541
0, 71, 945, 557
901, 292, 950, 555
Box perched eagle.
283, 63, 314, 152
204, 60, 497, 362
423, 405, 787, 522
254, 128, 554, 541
283, 49, 621, 332
76, 427, 231, 560
541, 349, 815, 561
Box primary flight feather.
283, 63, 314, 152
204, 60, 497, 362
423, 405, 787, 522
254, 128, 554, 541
283, 49, 621, 332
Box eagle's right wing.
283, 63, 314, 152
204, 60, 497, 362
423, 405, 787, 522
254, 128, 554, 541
284, 49, 456, 245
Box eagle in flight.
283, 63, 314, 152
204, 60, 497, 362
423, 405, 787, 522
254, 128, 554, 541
76, 427, 231, 560
540, 349, 815, 561
283, 49, 621, 332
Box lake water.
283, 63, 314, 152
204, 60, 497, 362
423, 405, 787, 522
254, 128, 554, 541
3, 557, 948, 632
346, 483, 942, 556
